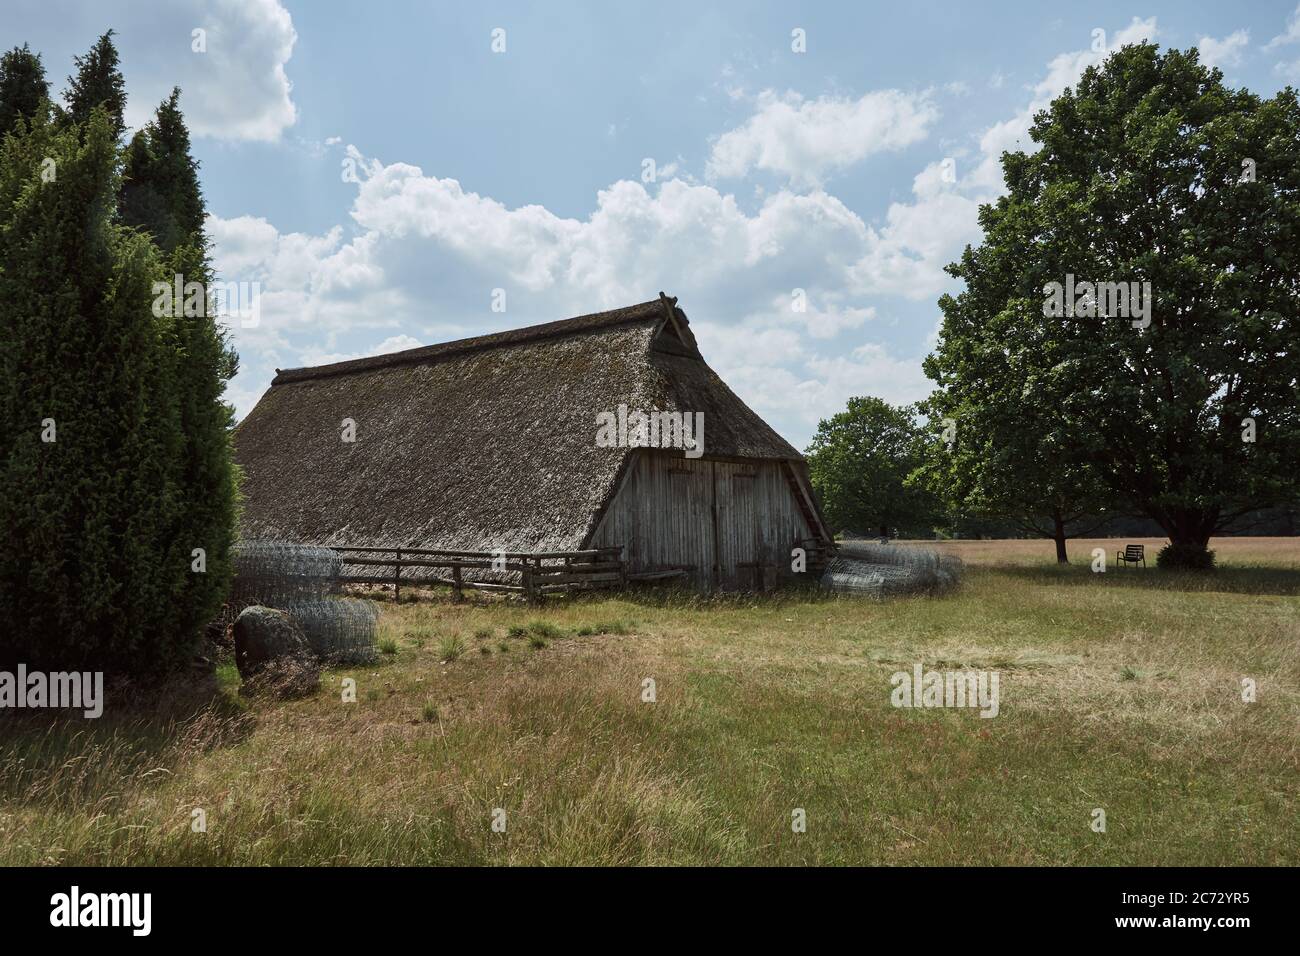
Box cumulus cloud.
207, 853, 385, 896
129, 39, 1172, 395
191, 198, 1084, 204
210, 15, 1174, 441
1266, 4, 1300, 78
1198, 30, 1249, 70
107, 0, 298, 141
846, 16, 1162, 303
297, 334, 423, 368
706, 89, 938, 187
210, 154, 911, 438
1265, 4, 1300, 49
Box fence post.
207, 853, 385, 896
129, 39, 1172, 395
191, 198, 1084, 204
452, 562, 463, 603
395, 547, 402, 603
523, 559, 536, 604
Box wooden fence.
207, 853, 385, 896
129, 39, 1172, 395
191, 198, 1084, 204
323, 545, 626, 602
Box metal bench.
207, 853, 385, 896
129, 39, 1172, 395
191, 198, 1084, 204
1115, 544, 1146, 569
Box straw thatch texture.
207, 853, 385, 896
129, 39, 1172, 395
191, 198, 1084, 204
233, 297, 813, 576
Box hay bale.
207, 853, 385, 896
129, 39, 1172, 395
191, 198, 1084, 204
233, 605, 310, 672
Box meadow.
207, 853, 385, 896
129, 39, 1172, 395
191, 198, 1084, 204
2, 537, 1296, 866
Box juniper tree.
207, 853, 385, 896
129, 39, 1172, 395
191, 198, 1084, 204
0, 108, 192, 672
924, 44, 1300, 567
0, 43, 48, 136
121, 89, 205, 253
61, 30, 126, 141
121, 87, 239, 648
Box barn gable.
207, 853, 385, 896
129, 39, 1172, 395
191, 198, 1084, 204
233, 295, 829, 585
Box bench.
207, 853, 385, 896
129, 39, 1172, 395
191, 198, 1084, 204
1115, 544, 1145, 569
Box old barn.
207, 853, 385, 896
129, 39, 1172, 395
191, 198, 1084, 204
233, 294, 832, 591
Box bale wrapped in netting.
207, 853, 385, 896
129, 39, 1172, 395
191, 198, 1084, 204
227, 540, 343, 609
820, 541, 963, 597
285, 599, 379, 665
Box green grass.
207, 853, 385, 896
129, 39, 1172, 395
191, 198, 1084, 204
1, 537, 1296, 865
438, 634, 466, 661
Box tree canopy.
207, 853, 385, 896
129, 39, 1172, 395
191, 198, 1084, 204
924, 43, 1300, 564
805, 397, 938, 539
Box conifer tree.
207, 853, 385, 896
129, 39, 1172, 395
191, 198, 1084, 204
0, 43, 48, 136
62, 30, 126, 141
122, 88, 239, 644
0, 108, 190, 672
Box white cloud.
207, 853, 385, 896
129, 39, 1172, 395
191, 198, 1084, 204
297, 334, 423, 368
1267, 4, 1300, 77
1198, 30, 1249, 70
210, 153, 901, 439
706, 89, 938, 187
116, 0, 298, 142
1265, 4, 1300, 49
211, 16, 1173, 441
843, 17, 1164, 304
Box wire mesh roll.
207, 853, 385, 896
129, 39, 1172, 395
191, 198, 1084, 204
285, 598, 379, 665
227, 540, 343, 609
822, 542, 963, 597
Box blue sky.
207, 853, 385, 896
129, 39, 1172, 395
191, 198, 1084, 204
8, 1, 1300, 447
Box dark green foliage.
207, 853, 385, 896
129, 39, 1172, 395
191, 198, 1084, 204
164, 241, 239, 650
0, 44, 48, 136
1156, 544, 1217, 571
805, 397, 938, 538
0, 109, 190, 672
121, 89, 206, 254
918, 379, 1121, 562
121, 89, 239, 661
61, 31, 126, 141
924, 44, 1300, 564
0, 39, 239, 676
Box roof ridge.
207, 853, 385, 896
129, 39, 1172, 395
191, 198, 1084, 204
272, 297, 669, 385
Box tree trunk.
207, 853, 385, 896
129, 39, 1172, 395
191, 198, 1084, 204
1164, 508, 1215, 550
1156, 507, 1217, 567
1052, 509, 1069, 564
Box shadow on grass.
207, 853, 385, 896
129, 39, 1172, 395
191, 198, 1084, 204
0, 668, 255, 809
988, 563, 1300, 597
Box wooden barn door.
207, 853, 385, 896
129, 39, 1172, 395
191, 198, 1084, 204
714, 462, 759, 589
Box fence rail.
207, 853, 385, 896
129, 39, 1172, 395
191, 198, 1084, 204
319, 545, 626, 601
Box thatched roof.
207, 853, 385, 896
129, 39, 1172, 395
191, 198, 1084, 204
233, 294, 806, 552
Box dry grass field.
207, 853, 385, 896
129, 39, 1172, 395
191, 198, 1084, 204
2, 537, 1297, 865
